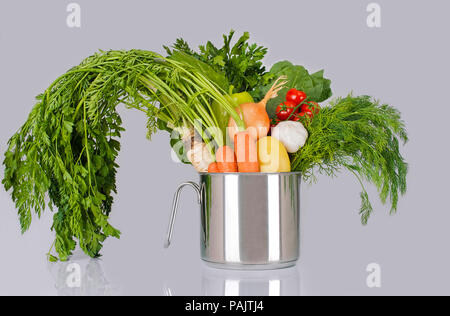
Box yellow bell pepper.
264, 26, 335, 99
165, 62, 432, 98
257, 136, 291, 172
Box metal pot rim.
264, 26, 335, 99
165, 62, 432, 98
199, 172, 302, 176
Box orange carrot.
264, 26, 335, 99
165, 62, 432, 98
234, 131, 260, 173
215, 146, 238, 173
208, 162, 220, 173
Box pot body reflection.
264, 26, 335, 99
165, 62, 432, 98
201, 265, 301, 296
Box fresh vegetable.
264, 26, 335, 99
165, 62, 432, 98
211, 90, 255, 140
290, 113, 303, 122
276, 101, 297, 121
168, 51, 229, 91
257, 136, 291, 172
234, 131, 259, 173
291, 95, 408, 224
285, 89, 307, 106
231, 91, 255, 105
2, 49, 245, 261
215, 146, 238, 173
2, 31, 409, 262
228, 76, 288, 140
272, 121, 308, 153
208, 162, 220, 173
174, 126, 213, 172
253, 61, 332, 118
300, 101, 320, 117
297, 110, 313, 120
186, 141, 214, 173
164, 30, 273, 94
257, 136, 291, 173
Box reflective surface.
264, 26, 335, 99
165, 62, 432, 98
200, 266, 300, 296
164, 265, 300, 296
48, 251, 121, 296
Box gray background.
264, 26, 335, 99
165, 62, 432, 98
0, 0, 448, 295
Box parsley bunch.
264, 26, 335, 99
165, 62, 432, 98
164, 30, 273, 93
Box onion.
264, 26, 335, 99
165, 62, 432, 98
228, 76, 287, 140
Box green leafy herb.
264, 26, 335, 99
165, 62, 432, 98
164, 30, 273, 93
2, 49, 243, 261
291, 95, 408, 224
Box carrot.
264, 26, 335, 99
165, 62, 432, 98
215, 146, 238, 173
234, 131, 260, 173
208, 162, 220, 173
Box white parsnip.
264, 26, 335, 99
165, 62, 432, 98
179, 126, 214, 172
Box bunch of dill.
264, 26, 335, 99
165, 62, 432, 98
291, 95, 408, 224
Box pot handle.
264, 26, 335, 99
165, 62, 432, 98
164, 181, 201, 248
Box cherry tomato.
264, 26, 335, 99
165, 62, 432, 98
290, 113, 302, 122
286, 89, 307, 106
298, 111, 313, 119
304, 111, 314, 119
301, 101, 320, 116
276, 101, 297, 121
290, 112, 311, 125
290, 112, 313, 127
309, 101, 321, 114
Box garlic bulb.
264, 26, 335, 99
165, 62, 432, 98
271, 121, 308, 153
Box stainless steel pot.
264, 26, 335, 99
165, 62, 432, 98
164, 172, 301, 270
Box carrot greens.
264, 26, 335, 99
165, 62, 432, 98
2, 49, 244, 260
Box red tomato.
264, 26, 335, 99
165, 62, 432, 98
286, 89, 307, 106
301, 101, 320, 116
298, 111, 313, 119
290, 113, 302, 122
276, 101, 297, 121
304, 111, 314, 119
309, 101, 321, 114
290, 112, 311, 125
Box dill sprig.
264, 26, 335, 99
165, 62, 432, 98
291, 95, 408, 224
